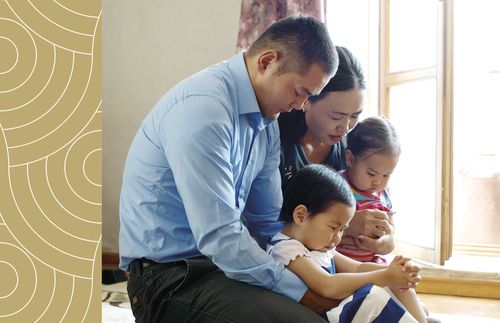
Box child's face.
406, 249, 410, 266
300, 203, 355, 252
346, 151, 399, 194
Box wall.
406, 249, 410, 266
102, 0, 242, 252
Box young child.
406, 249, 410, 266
336, 115, 400, 264
267, 164, 428, 322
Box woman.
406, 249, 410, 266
278, 46, 394, 262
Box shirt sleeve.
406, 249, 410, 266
269, 239, 311, 265
161, 96, 307, 301
243, 122, 284, 248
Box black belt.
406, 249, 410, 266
128, 258, 181, 273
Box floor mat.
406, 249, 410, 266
102, 282, 134, 323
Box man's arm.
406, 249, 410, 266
242, 122, 284, 248
162, 97, 307, 301
299, 289, 341, 315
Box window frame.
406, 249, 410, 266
378, 0, 452, 265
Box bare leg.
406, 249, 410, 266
390, 288, 427, 323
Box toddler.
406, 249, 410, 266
267, 164, 428, 322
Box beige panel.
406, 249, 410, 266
0, 0, 101, 321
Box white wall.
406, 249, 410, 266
102, 0, 242, 252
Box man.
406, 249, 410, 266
120, 15, 338, 322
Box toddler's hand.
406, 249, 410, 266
386, 255, 417, 290
402, 259, 421, 289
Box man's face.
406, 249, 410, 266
255, 62, 330, 119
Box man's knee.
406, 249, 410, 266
169, 273, 326, 323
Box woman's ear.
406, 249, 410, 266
345, 149, 354, 168
302, 99, 312, 113
292, 204, 309, 225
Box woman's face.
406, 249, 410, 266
303, 88, 365, 145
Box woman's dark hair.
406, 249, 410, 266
247, 15, 337, 76
280, 164, 355, 223
346, 116, 401, 158
278, 46, 366, 143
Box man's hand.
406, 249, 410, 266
299, 288, 341, 315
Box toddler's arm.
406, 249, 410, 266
286, 254, 415, 300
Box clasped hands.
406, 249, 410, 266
343, 209, 395, 254
387, 255, 422, 292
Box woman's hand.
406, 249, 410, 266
342, 209, 395, 254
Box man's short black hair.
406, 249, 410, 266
247, 15, 337, 76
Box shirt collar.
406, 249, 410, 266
228, 52, 278, 131
228, 52, 261, 116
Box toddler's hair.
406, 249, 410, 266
280, 164, 355, 223
347, 116, 401, 158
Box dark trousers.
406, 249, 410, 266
127, 256, 327, 323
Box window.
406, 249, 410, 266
326, 0, 378, 116
327, 0, 500, 275
448, 0, 500, 272
380, 0, 442, 264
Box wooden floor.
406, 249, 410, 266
102, 258, 500, 322
102, 278, 500, 322
418, 293, 500, 323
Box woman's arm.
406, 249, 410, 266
286, 254, 411, 300
342, 209, 395, 254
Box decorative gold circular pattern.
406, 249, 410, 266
83, 148, 101, 187
0, 261, 18, 299
0, 242, 36, 318
0, 17, 36, 93
0, 1, 101, 322
0, 37, 18, 74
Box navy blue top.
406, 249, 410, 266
280, 139, 347, 190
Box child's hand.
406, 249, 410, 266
402, 259, 421, 290
385, 255, 418, 290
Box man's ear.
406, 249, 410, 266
292, 204, 309, 225
257, 50, 279, 73
345, 149, 354, 168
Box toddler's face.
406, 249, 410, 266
300, 203, 354, 252
347, 152, 399, 194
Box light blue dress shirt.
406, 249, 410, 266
119, 52, 307, 301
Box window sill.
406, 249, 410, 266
415, 261, 500, 299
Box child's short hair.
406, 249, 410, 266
347, 116, 401, 158
280, 164, 355, 223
